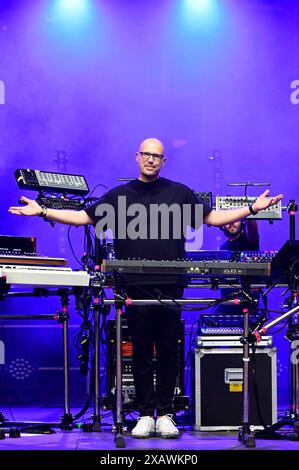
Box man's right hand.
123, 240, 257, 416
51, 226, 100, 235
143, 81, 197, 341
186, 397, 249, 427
8, 196, 93, 226
8, 196, 42, 217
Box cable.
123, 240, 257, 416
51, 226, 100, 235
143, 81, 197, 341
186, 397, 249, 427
72, 288, 110, 422
113, 270, 245, 313
67, 226, 84, 268
184, 319, 198, 398
86, 183, 109, 199
251, 344, 268, 430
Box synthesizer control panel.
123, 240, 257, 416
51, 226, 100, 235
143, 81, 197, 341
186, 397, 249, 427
216, 196, 282, 220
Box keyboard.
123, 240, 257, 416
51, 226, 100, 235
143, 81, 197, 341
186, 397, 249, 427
0, 251, 67, 267
102, 259, 272, 277
0, 265, 90, 287
37, 196, 83, 211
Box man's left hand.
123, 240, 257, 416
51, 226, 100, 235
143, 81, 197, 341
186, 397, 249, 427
252, 190, 283, 212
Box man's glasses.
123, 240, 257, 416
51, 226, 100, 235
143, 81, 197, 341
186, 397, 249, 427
138, 152, 164, 162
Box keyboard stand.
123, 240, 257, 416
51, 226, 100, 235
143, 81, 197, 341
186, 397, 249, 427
58, 289, 74, 430
113, 285, 126, 448
0, 289, 74, 435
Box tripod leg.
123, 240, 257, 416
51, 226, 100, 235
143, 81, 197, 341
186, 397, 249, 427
255, 333, 299, 440
239, 307, 256, 448
58, 291, 73, 430
255, 311, 299, 439
238, 424, 256, 447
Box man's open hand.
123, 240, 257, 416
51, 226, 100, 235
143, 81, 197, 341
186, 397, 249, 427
8, 196, 42, 217
252, 190, 283, 212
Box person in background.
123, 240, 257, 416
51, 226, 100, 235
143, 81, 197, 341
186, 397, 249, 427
220, 219, 259, 252
211, 219, 260, 318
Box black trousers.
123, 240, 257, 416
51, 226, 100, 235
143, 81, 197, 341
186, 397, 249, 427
125, 284, 183, 417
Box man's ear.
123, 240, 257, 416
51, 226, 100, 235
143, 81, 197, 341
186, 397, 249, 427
136, 152, 140, 163
161, 157, 166, 166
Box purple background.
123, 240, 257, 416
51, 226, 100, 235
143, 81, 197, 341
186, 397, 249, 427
1, 0, 299, 408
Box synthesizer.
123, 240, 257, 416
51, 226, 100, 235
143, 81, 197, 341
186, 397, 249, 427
36, 196, 83, 211
186, 250, 276, 263
101, 258, 272, 277
0, 252, 67, 267
216, 196, 282, 220
0, 235, 36, 253
15, 168, 89, 195
0, 235, 67, 266
196, 335, 273, 347
0, 265, 90, 287
198, 313, 262, 336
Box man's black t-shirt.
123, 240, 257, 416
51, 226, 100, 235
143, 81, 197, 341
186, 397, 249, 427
85, 177, 212, 261
220, 232, 259, 252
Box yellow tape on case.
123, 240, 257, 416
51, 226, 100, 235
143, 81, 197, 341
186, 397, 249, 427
229, 383, 242, 392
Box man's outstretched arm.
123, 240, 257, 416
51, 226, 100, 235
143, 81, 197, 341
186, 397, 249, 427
204, 190, 283, 227
8, 196, 93, 226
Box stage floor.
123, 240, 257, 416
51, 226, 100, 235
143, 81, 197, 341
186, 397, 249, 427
0, 405, 298, 453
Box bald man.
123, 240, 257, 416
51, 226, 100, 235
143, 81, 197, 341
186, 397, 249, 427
9, 137, 283, 439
